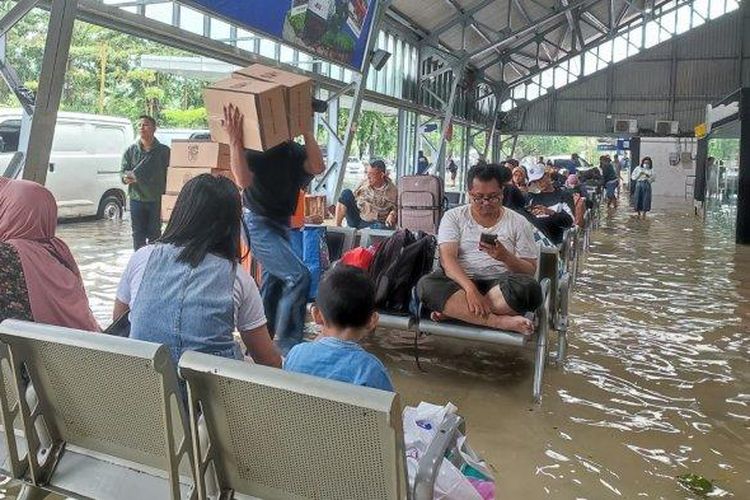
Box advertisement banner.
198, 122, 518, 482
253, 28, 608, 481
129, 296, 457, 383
186, 0, 378, 71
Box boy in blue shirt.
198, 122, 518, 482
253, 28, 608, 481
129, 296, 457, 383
284, 266, 394, 391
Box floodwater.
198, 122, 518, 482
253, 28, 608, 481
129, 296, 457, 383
3, 196, 748, 499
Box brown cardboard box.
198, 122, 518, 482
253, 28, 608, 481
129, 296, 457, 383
234, 64, 313, 138
170, 140, 230, 170
204, 76, 289, 151
161, 194, 178, 223
165, 167, 235, 195
304, 194, 327, 223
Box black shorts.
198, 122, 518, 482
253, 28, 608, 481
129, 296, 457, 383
417, 270, 543, 315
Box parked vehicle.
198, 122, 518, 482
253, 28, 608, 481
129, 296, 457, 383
0, 109, 133, 219
155, 128, 209, 147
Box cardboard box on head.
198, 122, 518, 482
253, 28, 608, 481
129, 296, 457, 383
234, 64, 313, 139
170, 140, 230, 170
204, 77, 289, 151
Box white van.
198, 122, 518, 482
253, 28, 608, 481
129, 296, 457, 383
0, 109, 134, 219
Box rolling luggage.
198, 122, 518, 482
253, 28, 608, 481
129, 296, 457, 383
398, 174, 444, 235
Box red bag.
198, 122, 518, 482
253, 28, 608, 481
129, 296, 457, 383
340, 246, 375, 271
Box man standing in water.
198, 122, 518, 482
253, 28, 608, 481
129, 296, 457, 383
121, 115, 170, 250
222, 104, 325, 354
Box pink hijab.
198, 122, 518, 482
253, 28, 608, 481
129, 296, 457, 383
0, 178, 100, 331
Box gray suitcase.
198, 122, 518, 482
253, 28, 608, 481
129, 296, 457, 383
398, 175, 444, 234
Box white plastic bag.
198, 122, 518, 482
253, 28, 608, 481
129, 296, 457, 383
403, 402, 484, 500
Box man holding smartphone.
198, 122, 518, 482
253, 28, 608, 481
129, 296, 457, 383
417, 163, 542, 335
525, 163, 574, 244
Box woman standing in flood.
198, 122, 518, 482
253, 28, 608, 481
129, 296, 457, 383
631, 157, 655, 219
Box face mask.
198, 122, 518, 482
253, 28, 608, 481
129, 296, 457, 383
528, 184, 542, 194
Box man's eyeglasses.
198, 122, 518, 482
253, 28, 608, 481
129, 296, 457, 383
470, 193, 502, 204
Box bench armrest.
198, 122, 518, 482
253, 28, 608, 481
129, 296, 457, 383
412, 413, 463, 500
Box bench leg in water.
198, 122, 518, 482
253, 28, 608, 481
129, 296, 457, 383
532, 322, 548, 404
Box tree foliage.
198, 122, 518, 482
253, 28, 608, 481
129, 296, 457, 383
0, 10, 209, 128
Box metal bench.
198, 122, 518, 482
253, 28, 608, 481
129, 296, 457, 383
0, 319, 196, 499
178, 351, 461, 500
321, 225, 357, 261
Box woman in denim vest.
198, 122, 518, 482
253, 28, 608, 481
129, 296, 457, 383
114, 174, 281, 369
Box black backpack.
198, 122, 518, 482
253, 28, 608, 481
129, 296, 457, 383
368, 229, 437, 315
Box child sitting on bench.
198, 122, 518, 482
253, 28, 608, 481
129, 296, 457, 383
284, 266, 393, 391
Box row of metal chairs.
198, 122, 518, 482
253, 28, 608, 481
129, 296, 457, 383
0, 318, 459, 500
324, 206, 595, 403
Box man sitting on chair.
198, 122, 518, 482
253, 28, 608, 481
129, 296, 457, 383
335, 159, 398, 229
417, 163, 542, 335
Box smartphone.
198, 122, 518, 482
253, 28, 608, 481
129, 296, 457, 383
480, 232, 498, 245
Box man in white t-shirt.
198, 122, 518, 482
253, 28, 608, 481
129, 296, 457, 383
417, 163, 542, 334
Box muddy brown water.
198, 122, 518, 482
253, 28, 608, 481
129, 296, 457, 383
2, 197, 748, 499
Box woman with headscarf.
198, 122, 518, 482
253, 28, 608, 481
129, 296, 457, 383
0, 178, 100, 331
631, 157, 655, 219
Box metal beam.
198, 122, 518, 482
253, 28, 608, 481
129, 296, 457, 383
0, 0, 40, 37
470, 0, 600, 60
581, 12, 610, 35
505, 0, 691, 90
0, 37, 35, 116
424, 0, 495, 42
23, 0, 78, 185
436, 71, 462, 179
328, 0, 392, 202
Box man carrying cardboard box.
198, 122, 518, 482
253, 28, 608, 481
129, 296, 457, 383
121, 115, 171, 250
222, 103, 325, 355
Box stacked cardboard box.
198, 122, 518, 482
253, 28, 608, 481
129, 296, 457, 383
204, 64, 313, 150
161, 140, 234, 222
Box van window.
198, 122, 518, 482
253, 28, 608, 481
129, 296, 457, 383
0, 119, 21, 153
93, 125, 127, 154
52, 122, 87, 152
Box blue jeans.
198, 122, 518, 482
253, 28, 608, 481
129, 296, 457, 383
634, 180, 652, 212
130, 199, 161, 250
605, 179, 619, 200
244, 210, 310, 355
338, 189, 387, 230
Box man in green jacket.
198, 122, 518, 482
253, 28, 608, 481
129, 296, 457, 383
121, 115, 170, 250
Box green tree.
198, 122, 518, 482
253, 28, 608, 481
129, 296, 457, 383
0, 10, 210, 127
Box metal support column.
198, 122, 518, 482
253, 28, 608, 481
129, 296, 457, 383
435, 67, 462, 182
694, 137, 708, 205
327, 0, 390, 201
23, 0, 78, 185
737, 88, 750, 245
0, 32, 34, 179
325, 96, 340, 172
462, 125, 471, 187
396, 108, 408, 179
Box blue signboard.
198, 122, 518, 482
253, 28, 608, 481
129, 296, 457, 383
186, 0, 378, 71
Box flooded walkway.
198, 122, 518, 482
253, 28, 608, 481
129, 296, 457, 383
17, 196, 747, 499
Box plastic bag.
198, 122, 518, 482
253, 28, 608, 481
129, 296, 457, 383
290, 227, 330, 301
403, 402, 494, 500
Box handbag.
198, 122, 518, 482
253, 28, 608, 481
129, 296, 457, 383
104, 309, 130, 337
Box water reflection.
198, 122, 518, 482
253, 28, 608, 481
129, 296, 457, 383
11, 198, 748, 498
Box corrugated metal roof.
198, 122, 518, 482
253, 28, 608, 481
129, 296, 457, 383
506, 5, 747, 135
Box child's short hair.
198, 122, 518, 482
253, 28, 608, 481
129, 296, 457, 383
316, 266, 375, 329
